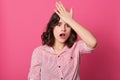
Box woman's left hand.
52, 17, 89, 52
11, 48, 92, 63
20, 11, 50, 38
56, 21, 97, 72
55, 1, 73, 24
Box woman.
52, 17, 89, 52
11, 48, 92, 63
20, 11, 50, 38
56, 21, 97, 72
28, 1, 97, 80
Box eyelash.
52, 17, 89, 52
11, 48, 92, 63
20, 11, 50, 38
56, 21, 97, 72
57, 23, 61, 26
66, 24, 70, 27
57, 23, 70, 28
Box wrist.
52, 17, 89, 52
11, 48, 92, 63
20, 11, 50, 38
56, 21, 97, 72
67, 19, 76, 27
67, 18, 74, 25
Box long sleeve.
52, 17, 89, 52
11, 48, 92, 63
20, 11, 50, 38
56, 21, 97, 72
76, 40, 94, 54
28, 47, 42, 80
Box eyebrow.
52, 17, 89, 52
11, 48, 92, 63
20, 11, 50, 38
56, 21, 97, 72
58, 22, 62, 25
58, 21, 66, 24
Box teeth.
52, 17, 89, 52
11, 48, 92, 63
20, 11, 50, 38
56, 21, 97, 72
63, 34, 65, 36
60, 33, 65, 36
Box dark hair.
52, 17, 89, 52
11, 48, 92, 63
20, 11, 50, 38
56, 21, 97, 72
41, 12, 77, 48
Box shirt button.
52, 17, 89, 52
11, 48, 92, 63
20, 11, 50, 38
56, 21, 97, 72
58, 56, 60, 58
58, 66, 61, 68
61, 77, 63, 79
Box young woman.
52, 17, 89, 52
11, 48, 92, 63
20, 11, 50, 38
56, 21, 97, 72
28, 1, 97, 80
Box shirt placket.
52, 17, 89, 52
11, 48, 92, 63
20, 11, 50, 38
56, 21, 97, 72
57, 55, 64, 80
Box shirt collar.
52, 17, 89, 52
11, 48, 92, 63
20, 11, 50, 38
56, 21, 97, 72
43, 45, 69, 54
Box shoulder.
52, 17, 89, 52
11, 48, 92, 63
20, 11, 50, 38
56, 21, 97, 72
73, 40, 84, 47
74, 40, 94, 54
34, 44, 49, 50
74, 40, 92, 47
32, 45, 47, 55
68, 40, 84, 50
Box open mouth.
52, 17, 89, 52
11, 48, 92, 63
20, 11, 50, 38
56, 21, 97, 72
59, 33, 66, 39
59, 33, 65, 37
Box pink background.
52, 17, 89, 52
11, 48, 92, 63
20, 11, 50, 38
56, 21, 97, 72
0, 0, 120, 80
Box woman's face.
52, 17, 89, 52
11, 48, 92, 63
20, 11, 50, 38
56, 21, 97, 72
53, 19, 71, 44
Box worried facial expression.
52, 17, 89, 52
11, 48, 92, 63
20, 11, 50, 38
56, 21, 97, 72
53, 19, 71, 44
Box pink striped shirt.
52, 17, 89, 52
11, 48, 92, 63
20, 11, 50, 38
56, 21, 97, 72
28, 40, 94, 80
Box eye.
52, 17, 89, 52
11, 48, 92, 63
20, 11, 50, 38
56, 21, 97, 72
57, 22, 62, 26
66, 24, 71, 28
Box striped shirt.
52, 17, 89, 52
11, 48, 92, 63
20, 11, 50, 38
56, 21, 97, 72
28, 40, 94, 80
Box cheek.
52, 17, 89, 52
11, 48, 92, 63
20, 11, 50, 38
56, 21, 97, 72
53, 28, 59, 37
67, 28, 72, 35
53, 26, 59, 32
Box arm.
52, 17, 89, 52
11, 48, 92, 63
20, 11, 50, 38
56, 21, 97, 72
28, 48, 41, 80
55, 1, 97, 48
66, 19, 97, 48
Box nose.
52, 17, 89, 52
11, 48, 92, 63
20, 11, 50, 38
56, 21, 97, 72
61, 24, 66, 32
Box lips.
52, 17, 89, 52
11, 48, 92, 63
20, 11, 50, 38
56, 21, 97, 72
60, 33, 65, 36
59, 33, 66, 39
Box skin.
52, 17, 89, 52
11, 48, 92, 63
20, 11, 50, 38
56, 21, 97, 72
53, 19, 71, 44
55, 1, 97, 47
53, 19, 71, 54
53, 1, 97, 54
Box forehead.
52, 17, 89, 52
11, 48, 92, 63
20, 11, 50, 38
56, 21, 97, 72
59, 19, 66, 23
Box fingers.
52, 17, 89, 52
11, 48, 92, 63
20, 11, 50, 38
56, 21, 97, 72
55, 1, 73, 18
56, 1, 65, 14
56, 2, 62, 12
59, 1, 66, 12
70, 8, 73, 17
54, 9, 61, 17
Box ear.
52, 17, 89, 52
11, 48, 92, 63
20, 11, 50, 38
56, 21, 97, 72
70, 8, 73, 17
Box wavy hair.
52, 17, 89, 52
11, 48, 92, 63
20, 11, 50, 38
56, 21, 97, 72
41, 12, 77, 48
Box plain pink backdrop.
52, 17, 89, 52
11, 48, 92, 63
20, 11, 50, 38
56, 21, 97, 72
0, 0, 120, 80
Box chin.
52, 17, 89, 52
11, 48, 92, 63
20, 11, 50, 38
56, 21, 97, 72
59, 39, 67, 43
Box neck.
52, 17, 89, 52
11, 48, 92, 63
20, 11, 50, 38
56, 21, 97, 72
53, 41, 65, 53
53, 42, 65, 49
